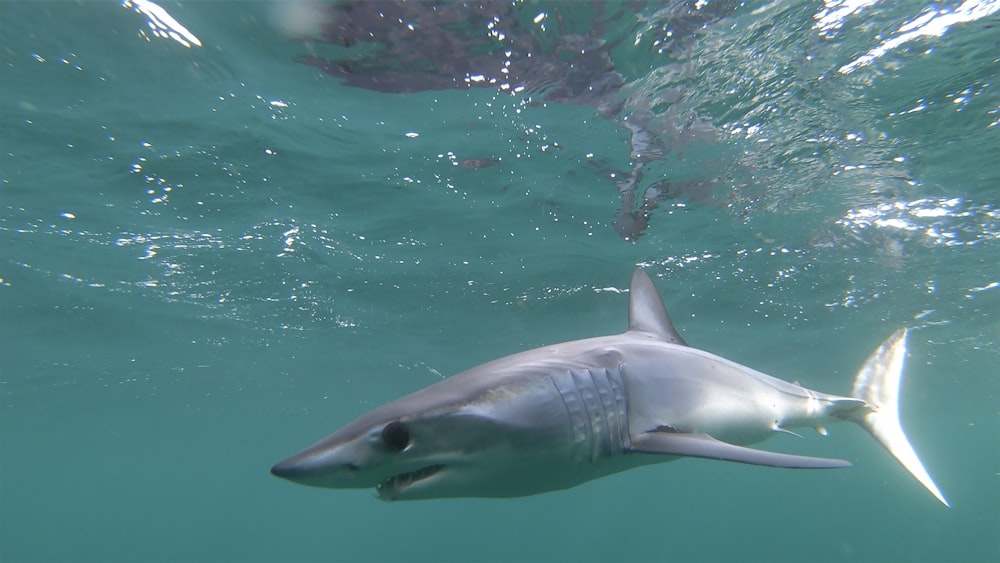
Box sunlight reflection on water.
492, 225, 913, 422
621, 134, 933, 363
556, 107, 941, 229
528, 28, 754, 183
837, 197, 1000, 247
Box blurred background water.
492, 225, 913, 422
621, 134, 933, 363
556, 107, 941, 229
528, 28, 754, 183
1, 1, 998, 562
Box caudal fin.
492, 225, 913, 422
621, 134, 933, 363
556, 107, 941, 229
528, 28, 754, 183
850, 329, 948, 506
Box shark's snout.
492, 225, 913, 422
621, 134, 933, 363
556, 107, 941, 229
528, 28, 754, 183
270, 448, 355, 487
270, 455, 315, 483
270, 458, 306, 480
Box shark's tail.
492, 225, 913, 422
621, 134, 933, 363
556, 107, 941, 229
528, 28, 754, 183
848, 328, 949, 506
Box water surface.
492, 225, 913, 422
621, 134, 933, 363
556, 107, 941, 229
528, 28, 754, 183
1, 1, 998, 562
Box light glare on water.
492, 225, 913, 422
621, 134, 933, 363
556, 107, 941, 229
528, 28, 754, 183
1, 1, 997, 562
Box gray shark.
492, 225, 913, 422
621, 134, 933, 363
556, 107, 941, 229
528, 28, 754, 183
271, 270, 948, 505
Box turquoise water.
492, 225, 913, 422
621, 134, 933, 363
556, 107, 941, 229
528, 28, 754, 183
1, 1, 998, 561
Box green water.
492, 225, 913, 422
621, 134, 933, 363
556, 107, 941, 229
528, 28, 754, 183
1, 1, 998, 562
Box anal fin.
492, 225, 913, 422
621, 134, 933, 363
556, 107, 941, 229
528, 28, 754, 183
631, 431, 851, 469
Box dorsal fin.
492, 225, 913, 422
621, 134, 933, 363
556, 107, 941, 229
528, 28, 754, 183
627, 269, 687, 345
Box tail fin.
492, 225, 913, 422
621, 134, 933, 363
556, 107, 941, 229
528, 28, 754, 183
851, 329, 949, 507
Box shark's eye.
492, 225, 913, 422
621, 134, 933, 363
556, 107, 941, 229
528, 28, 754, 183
381, 421, 410, 452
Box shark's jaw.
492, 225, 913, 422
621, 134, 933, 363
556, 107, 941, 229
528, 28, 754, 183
375, 464, 445, 501
270, 453, 452, 499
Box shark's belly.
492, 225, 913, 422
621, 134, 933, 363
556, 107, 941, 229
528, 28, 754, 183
619, 343, 797, 445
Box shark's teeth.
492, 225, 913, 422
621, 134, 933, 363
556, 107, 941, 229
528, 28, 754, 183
376, 465, 444, 500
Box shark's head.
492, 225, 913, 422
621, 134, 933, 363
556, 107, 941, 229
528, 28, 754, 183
271, 409, 488, 500
271, 372, 575, 501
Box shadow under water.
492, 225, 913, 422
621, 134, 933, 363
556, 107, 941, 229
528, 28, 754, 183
293, 0, 744, 241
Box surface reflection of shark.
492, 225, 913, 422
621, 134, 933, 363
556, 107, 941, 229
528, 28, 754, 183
294, 1, 741, 240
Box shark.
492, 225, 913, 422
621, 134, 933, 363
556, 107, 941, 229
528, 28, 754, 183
271, 269, 948, 506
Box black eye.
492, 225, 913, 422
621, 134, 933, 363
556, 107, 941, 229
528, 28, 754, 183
381, 421, 410, 451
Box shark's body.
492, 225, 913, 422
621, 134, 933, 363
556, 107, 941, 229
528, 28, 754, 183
272, 270, 948, 505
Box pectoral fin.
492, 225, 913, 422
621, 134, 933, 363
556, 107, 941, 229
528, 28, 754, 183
631, 432, 851, 469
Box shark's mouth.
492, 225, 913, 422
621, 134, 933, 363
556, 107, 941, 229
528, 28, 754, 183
376, 465, 445, 501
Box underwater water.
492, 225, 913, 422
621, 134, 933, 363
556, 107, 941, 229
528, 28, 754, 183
1, 1, 998, 561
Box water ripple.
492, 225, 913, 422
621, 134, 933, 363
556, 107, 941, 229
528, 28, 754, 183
837, 196, 1000, 247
